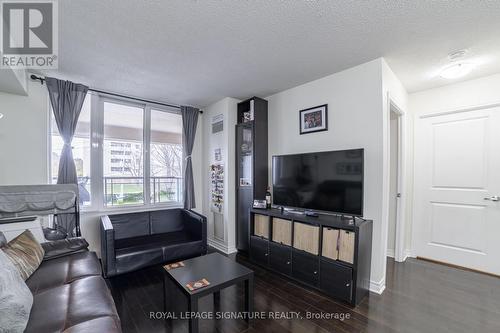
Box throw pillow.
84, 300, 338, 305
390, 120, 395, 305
0, 249, 34, 333
3, 230, 45, 280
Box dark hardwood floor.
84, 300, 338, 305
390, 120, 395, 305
106, 249, 500, 333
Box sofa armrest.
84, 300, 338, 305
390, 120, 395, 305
41, 237, 89, 260
100, 215, 116, 278
182, 209, 207, 253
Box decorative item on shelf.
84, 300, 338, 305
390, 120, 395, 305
239, 178, 251, 186
300, 104, 328, 135
210, 164, 224, 213
265, 186, 272, 208
253, 199, 267, 209
240, 143, 250, 154
242, 100, 255, 122
243, 111, 252, 122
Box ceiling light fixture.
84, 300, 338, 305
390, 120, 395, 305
439, 50, 476, 79
0, 113, 4, 120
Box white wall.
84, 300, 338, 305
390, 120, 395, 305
0, 67, 28, 95
407, 72, 500, 255
0, 81, 205, 256
0, 80, 49, 185
201, 97, 239, 253
266, 58, 391, 293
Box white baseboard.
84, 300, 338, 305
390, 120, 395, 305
369, 277, 386, 294
387, 249, 414, 261
208, 238, 237, 254
402, 249, 414, 261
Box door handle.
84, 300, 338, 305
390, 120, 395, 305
484, 196, 500, 202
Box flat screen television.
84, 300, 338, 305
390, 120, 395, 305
272, 149, 364, 216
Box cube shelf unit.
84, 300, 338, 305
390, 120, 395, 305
248, 208, 372, 306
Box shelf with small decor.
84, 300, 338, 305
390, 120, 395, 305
235, 97, 268, 252
248, 207, 372, 306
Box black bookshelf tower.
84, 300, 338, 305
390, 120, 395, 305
235, 97, 268, 252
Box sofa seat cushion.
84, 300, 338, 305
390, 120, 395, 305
25, 276, 120, 333
114, 230, 196, 249
115, 245, 164, 275
61, 316, 121, 333
26, 251, 102, 294
163, 240, 205, 263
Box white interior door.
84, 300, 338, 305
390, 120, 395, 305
414, 106, 500, 275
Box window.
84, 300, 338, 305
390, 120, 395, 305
103, 101, 144, 207
50, 95, 184, 210
51, 95, 92, 206
150, 109, 183, 203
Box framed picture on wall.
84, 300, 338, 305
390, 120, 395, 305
299, 104, 328, 135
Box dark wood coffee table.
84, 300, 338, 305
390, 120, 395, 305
163, 253, 254, 333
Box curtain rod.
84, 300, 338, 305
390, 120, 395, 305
30, 74, 203, 114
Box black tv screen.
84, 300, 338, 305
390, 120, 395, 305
272, 149, 364, 215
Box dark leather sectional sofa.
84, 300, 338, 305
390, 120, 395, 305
100, 208, 207, 277
0, 233, 121, 333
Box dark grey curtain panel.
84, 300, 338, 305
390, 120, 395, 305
46, 77, 88, 236
181, 106, 200, 209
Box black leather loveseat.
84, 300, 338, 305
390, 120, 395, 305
100, 208, 207, 277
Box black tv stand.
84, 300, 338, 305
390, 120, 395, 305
247, 207, 372, 306
304, 210, 319, 217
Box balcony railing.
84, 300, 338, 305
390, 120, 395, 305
51, 176, 182, 206
104, 176, 182, 206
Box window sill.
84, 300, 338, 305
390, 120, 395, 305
81, 202, 183, 215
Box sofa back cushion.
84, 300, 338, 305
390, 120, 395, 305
150, 209, 184, 234
109, 212, 150, 240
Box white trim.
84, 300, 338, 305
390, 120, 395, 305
208, 237, 237, 254
402, 249, 414, 261
81, 203, 183, 215
418, 101, 500, 119
369, 277, 386, 294
90, 93, 102, 211
143, 105, 152, 206
386, 248, 395, 258
385, 93, 408, 263
381, 93, 391, 281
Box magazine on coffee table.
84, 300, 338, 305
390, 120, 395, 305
186, 278, 210, 291
163, 261, 185, 271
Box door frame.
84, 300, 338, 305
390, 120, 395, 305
384, 93, 407, 263
411, 100, 500, 259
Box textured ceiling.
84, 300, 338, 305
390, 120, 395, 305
41, 0, 500, 107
